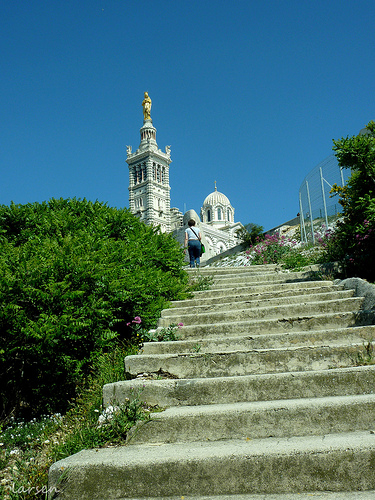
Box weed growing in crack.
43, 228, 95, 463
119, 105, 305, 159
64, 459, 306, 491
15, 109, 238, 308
143, 323, 183, 342
352, 341, 375, 366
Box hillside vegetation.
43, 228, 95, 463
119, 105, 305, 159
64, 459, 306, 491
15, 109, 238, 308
0, 198, 189, 421
323, 120, 375, 281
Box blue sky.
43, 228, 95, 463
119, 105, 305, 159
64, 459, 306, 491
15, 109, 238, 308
1, 0, 374, 230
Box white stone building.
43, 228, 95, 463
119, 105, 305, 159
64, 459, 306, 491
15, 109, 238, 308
126, 112, 173, 233
200, 184, 243, 252
127, 94, 243, 259
171, 185, 243, 261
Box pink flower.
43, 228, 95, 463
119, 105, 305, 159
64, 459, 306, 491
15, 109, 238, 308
132, 316, 142, 324
178, 323, 183, 328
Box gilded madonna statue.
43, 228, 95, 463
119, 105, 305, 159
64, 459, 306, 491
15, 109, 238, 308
142, 92, 152, 120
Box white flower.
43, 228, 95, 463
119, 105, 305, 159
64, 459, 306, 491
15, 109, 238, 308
97, 405, 120, 427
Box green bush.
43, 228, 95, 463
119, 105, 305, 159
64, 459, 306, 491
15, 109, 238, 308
236, 223, 264, 246
247, 233, 292, 265
245, 232, 328, 270
280, 248, 313, 270
323, 121, 375, 281
0, 198, 188, 420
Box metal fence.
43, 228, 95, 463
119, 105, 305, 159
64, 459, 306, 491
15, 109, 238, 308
299, 155, 351, 243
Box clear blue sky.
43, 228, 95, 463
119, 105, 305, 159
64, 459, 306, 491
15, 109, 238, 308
1, 0, 374, 230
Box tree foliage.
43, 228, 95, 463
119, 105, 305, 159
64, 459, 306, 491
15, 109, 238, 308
0, 198, 188, 420
236, 223, 264, 247
324, 121, 375, 281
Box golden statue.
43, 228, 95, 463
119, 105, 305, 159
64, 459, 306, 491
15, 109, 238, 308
142, 91, 152, 120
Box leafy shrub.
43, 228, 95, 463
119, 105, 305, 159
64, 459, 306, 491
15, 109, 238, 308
236, 223, 264, 246
246, 234, 295, 265
322, 121, 375, 281
246, 231, 331, 269
280, 249, 313, 270
0, 198, 189, 420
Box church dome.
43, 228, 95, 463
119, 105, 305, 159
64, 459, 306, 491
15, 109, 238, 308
203, 189, 230, 207
200, 184, 235, 226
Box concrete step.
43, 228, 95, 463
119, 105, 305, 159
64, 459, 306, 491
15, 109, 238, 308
210, 269, 312, 280
172, 310, 375, 339
127, 393, 375, 444
184, 280, 335, 300
201, 272, 321, 289
49, 264, 375, 498
116, 492, 375, 500
141, 324, 375, 355
125, 343, 368, 379
158, 297, 364, 327
163, 290, 355, 317
172, 283, 341, 309
103, 365, 375, 408
186, 264, 278, 275
48, 431, 375, 498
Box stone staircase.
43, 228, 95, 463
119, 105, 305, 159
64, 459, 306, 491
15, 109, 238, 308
49, 265, 375, 499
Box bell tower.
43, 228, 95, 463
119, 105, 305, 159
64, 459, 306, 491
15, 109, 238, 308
126, 92, 172, 233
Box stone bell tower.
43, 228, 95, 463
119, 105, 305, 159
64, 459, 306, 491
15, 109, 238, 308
126, 92, 172, 233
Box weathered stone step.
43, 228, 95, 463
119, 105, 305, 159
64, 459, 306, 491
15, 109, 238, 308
184, 280, 335, 300
49, 262, 375, 498
211, 269, 310, 280
158, 297, 364, 327
119, 491, 375, 499
127, 393, 375, 445
48, 431, 375, 498
171, 310, 375, 339
171, 283, 344, 309
202, 272, 319, 289
141, 324, 375, 355
186, 264, 278, 275
125, 343, 367, 379
163, 290, 354, 317
104, 365, 375, 408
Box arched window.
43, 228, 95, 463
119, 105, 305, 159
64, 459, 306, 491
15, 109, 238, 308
217, 208, 222, 220
227, 209, 231, 222
207, 209, 211, 222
